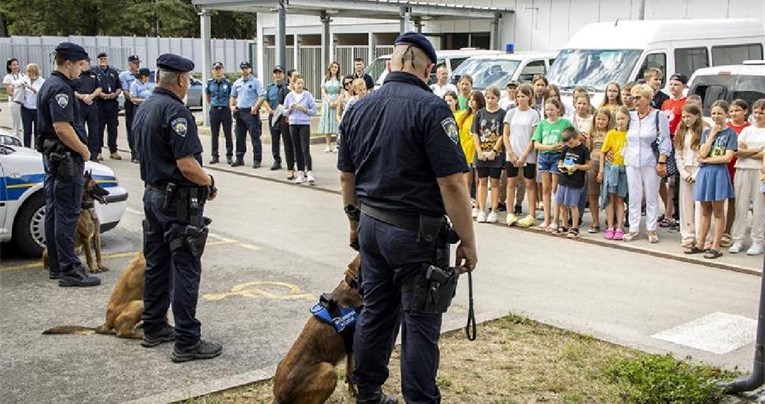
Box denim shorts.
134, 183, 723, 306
537, 152, 560, 174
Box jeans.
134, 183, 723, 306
20, 105, 37, 148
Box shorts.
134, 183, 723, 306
506, 162, 536, 180
476, 166, 503, 179
555, 184, 584, 207
586, 159, 600, 196
537, 152, 560, 174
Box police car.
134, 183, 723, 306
0, 130, 128, 257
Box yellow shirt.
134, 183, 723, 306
456, 110, 476, 165
601, 129, 627, 166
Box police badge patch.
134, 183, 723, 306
171, 117, 188, 137
55, 94, 69, 108
441, 117, 459, 145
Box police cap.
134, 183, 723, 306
212, 61, 223, 69
394, 31, 438, 65
137, 68, 151, 77
273, 65, 285, 73
240, 61, 252, 69
128, 55, 141, 63
156, 53, 195, 73
97, 52, 108, 59
55, 42, 89, 62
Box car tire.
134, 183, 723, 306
13, 192, 46, 258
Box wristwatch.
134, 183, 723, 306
344, 204, 360, 222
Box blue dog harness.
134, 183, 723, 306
310, 293, 360, 352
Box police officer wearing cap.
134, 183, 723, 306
129, 68, 153, 106
206, 62, 233, 165
39, 42, 101, 287
261, 65, 293, 172
94, 52, 122, 160
132, 53, 222, 362
120, 55, 141, 163
73, 58, 102, 161
229, 61, 265, 168
338, 32, 478, 403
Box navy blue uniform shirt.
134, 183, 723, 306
337, 71, 467, 217
72, 70, 100, 102
95, 65, 122, 94
133, 87, 203, 186
37, 71, 86, 144
205, 77, 232, 107
264, 81, 289, 109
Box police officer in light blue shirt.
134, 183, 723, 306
261, 65, 293, 172
120, 55, 141, 162
229, 61, 264, 168
129, 68, 153, 105
206, 62, 233, 165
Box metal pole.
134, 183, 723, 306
199, 8, 211, 126
400, 7, 412, 33
321, 12, 331, 68
638, 0, 646, 20
276, 0, 286, 68
719, 255, 765, 393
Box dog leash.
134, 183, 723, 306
465, 271, 476, 341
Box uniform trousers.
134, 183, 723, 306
124, 101, 136, 158
209, 106, 233, 159
43, 155, 84, 274
98, 99, 119, 153
142, 186, 203, 348
234, 109, 262, 163
627, 165, 661, 233
78, 102, 100, 160
732, 168, 765, 246
354, 214, 442, 404
678, 167, 704, 246
268, 114, 294, 168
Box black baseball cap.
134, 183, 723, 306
97, 52, 108, 59
669, 73, 688, 85
240, 61, 252, 69
273, 65, 285, 73
128, 55, 141, 63
137, 68, 151, 77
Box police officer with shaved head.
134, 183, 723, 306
38, 42, 101, 286
133, 54, 222, 362
338, 32, 478, 403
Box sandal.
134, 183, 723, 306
554, 226, 569, 235
613, 229, 625, 241
684, 246, 705, 255
623, 232, 639, 242
648, 233, 659, 244
567, 227, 580, 238
588, 225, 601, 234
704, 249, 723, 259
604, 228, 615, 240
720, 233, 733, 248
659, 217, 672, 228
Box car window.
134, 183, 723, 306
518, 60, 546, 84
732, 75, 765, 113
450, 58, 521, 90
675, 47, 709, 76
712, 44, 764, 66
636, 53, 667, 87
690, 74, 731, 116
449, 57, 467, 72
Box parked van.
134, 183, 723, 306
449, 51, 558, 90
365, 49, 503, 88
547, 19, 765, 106
688, 60, 765, 117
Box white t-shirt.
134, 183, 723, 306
431, 82, 458, 98
22, 77, 44, 110
504, 107, 541, 164
3, 72, 25, 101
736, 126, 765, 169
499, 98, 516, 111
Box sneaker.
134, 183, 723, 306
109, 152, 122, 160
729, 242, 745, 254
516, 214, 535, 228
536, 211, 545, 221
96, 153, 103, 161
58, 265, 100, 287
141, 325, 175, 347
487, 211, 498, 223
497, 202, 507, 212
470, 198, 476, 208
613, 229, 625, 241
294, 172, 306, 184
472, 207, 479, 219
648, 233, 659, 244
270, 162, 282, 170
476, 210, 487, 223
514, 204, 523, 216
226, 157, 233, 165
506, 213, 518, 226
604, 228, 615, 240
747, 244, 764, 256
171, 340, 222, 363
668, 221, 680, 233
306, 172, 316, 185
48, 271, 62, 280
324, 146, 332, 153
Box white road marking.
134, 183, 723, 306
652, 312, 756, 354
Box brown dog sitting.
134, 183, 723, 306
43, 252, 145, 338
273, 253, 363, 404
42, 170, 110, 273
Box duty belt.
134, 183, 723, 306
360, 204, 420, 232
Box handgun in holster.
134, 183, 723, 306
166, 184, 212, 258
43, 139, 76, 180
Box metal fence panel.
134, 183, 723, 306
298, 46, 322, 97
375, 45, 394, 58
335, 46, 370, 77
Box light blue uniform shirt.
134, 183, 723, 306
130, 80, 153, 101
231, 75, 264, 108
119, 70, 137, 97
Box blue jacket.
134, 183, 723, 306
283, 91, 316, 125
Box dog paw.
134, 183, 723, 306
90, 266, 109, 273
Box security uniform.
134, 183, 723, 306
231, 69, 264, 166
337, 51, 468, 402
38, 42, 100, 286
134, 54, 212, 352
205, 74, 233, 163
120, 55, 140, 160
263, 69, 293, 170
95, 56, 122, 155
72, 68, 100, 160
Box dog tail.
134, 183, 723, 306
42, 326, 98, 335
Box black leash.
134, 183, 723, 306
465, 271, 476, 341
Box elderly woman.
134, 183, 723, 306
623, 84, 672, 243
20, 64, 44, 148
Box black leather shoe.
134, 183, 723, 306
226, 157, 233, 165
209, 157, 219, 164
270, 162, 281, 170
357, 387, 398, 404
171, 340, 222, 363
58, 265, 100, 287
230, 159, 244, 167
252, 161, 261, 169
142, 325, 175, 347
49, 271, 62, 280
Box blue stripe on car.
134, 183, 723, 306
0, 174, 118, 201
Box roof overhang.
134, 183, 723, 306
192, 0, 513, 21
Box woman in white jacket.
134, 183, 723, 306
674, 103, 704, 249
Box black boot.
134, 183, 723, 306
58, 264, 100, 287
357, 387, 398, 404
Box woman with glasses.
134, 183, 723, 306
336, 75, 356, 123
317, 62, 341, 152
3, 58, 24, 140
623, 84, 672, 243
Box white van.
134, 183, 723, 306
547, 19, 765, 106
365, 49, 503, 88
449, 51, 558, 90
688, 60, 765, 117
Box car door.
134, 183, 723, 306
0, 156, 7, 231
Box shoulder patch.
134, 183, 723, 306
55, 94, 70, 108
171, 117, 188, 137
441, 117, 459, 145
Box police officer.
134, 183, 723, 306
205, 62, 233, 165
260, 65, 293, 172
337, 32, 477, 403
72, 58, 102, 161
229, 61, 264, 168
95, 52, 122, 160
129, 68, 153, 106
120, 55, 141, 163
133, 53, 222, 363
39, 42, 101, 287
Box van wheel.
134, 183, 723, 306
13, 192, 46, 258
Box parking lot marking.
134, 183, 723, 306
203, 281, 314, 302
0, 251, 140, 272
652, 312, 756, 354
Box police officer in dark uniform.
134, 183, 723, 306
261, 65, 293, 172
133, 53, 222, 362
337, 32, 478, 403
205, 61, 233, 165
39, 42, 101, 287
73, 58, 102, 161
95, 52, 122, 160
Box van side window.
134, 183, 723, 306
518, 60, 546, 83
674, 47, 709, 76
711, 44, 764, 66
732, 75, 765, 113
637, 53, 667, 87
693, 84, 727, 116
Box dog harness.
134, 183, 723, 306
310, 293, 360, 353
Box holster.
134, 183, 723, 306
165, 183, 212, 258
43, 139, 76, 180
401, 264, 459, 314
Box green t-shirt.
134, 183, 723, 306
531, 118, 574, 153
458, 95, 468, 111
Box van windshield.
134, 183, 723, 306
451, 58, 521, 90
547, 49, 642, 92
365, 57, 389, 86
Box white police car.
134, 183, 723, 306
0, 131, 128, 257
